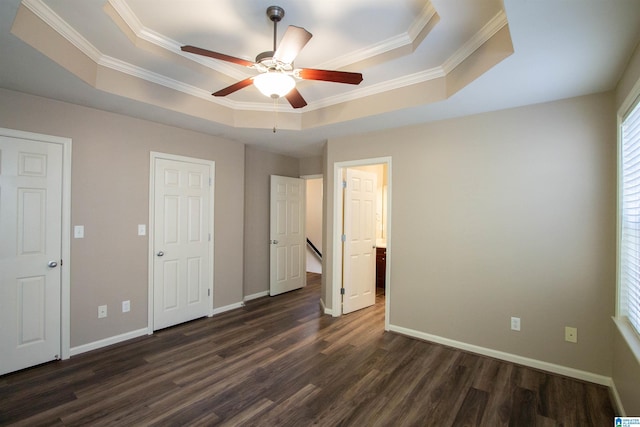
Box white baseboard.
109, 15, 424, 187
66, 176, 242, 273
70, 327, 149, 357
211, 301, 244, 315
389, 324, 613, 386
609, 380, 626, 416
244, 291, 269, 302
320, 298, 333, 315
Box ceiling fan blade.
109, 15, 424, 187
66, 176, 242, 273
213, 77, 254, 97
285, 88, 307, 109
274, 26, 313, 64
297, 68, 363, 85
181, 45, 255, 67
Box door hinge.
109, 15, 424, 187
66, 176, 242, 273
209, 177, 212, 186
342, 180, 347, 189
341, 234, 346, 243
208, 289, 211, 297
340, 288, 345, 295
208, 233, 211, 242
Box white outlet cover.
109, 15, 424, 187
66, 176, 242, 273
138, 224, 146, 236
511, 317, 521, 331
74, 225, 84, 239
98, 304, 107, 318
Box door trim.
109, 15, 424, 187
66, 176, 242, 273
0, 127, 72, 360
148, 152, 215, 333
332, 157, 392, 331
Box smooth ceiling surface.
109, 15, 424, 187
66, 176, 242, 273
1, 0, 640, 157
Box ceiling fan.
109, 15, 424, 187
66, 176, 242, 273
181, 5, 363, 109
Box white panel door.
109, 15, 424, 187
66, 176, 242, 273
270, 175, 305, 296
0, 136, 62, 375
153, 158, 211, 330
343, 168, 377, 314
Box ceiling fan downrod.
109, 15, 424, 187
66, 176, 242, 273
266, 6, 285, 52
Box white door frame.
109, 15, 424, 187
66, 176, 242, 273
0, 127, 72, 360
148, 152, 215, 333
332, 157, 392, 330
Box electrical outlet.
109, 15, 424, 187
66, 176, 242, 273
74, 225, 84, 239
137, 224, 146, 236
122, 300, 130, 313
98, 305, 107, 318
511, 317, 521, 331
565, 326, 578, 343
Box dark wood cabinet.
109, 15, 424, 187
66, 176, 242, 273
376, 247, 386, 288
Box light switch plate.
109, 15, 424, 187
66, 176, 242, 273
138, 224, 146, 236
74, 225, 84, 239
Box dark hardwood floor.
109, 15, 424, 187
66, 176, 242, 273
0, 273, 615, 426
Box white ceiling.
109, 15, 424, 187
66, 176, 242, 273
1, 0, 639, 157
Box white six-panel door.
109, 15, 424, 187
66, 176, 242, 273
342, 168, 377, 314
270, 175, 305, 296
152, 157, 212, 330
0, 136, 62, 375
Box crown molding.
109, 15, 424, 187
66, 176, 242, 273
317, 0, 438, 70
442, 9, 508, 74
106, 0, 248, 81
22, 0, 101, 62
308, 67, 446, 111
18, 0, 510, 116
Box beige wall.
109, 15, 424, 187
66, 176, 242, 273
613, 42, 640, 415
300, 155, 323, 176
0, 88, 245, 348
325, 92, 616, 376
243, 146, 299, 297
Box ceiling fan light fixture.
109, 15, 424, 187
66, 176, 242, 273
253, 72, 295, 99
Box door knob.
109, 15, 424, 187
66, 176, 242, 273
271, 240, 279, 245
48, 261, 58, 268
157, 251, 164, 257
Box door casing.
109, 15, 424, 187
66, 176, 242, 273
148, 152, 215, 333
0, 127, 72, 361
332, 157, 392, 330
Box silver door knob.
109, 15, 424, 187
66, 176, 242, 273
157, 251, 164, 257
48, 261, 58, 268
271, 240, 279, 245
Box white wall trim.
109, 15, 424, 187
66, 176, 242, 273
148, 152, 215, 333
0, 127, 72, 360
389, 324, 613, 387
69, 328, 148, 357
244, 291, 269, 302
212, 301, 244, 315
610, 379, 626, 416
320, 298, 333, 315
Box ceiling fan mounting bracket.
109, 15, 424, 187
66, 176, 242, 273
266, 6, 285, 23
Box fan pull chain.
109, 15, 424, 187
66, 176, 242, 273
273, 97, 278, 133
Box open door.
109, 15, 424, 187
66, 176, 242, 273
270, 175, 305, 296
342, 168, 377, 314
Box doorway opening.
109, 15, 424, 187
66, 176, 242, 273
303, 175, 323, 275
332, 157, 391, 330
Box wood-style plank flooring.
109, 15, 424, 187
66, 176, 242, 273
0, 273, 615, 426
